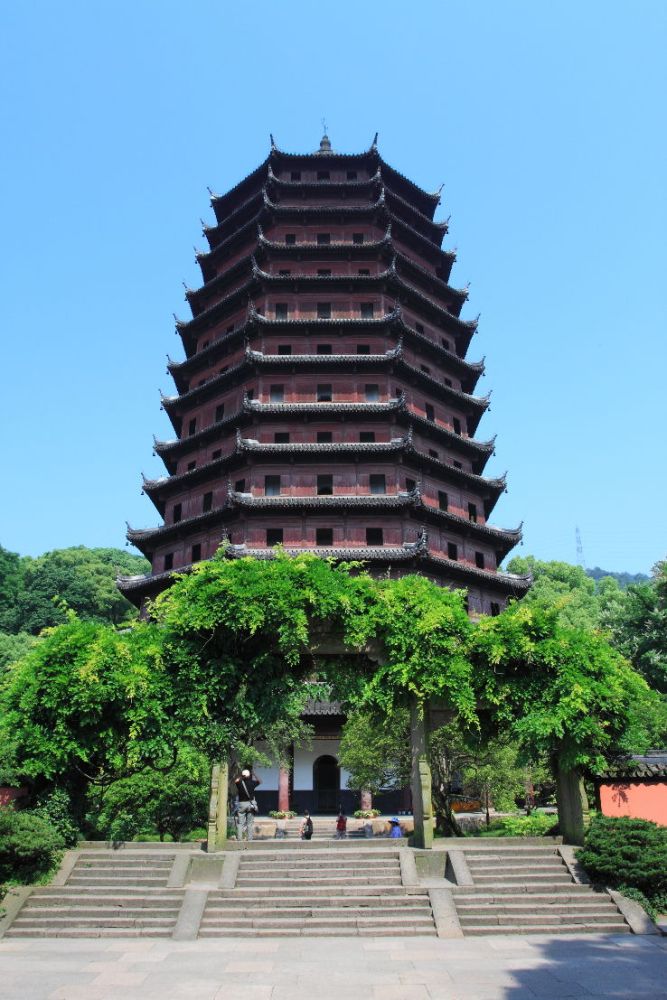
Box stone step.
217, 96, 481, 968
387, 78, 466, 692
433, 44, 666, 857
235, 877, 401, 888
206, 894, 423, 909
236, 851, 400, 860
197, 925, 435, 937
14, 905, 181, 918
470, 873, 573, 885
223, 885, 409, 899
7, 927, 174, 938
66, 876, 170, 887
28, 889, 184, 902
205, 902, 431, 917
452, 883, 591, 896
459, 910, 627, 928
238, 860, 400, 870
463, 922, 630, 936
454, 898, 616, 914
198, 915, 436, 931
9, 915, 177, 930
69, 865, 172, 876
466, 858, 565, 869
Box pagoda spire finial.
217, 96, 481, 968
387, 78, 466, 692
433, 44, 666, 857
317, 120, 332, 154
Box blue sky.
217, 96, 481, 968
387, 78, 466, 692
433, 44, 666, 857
1, 1, 665, 573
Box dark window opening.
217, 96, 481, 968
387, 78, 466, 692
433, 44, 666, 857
266, 528, 283, 546
453, 460, 463, 469
490, 602, 501, 617
360, 302, 375, 319
317, 170, 330, 181
202, 340, 210, 350
218, 366, 228, 375
265, 475, 281, 496
468, 502, 478, 523
270, 384, 284, 402
188, 418, 197, 436
441, 338, 451, 350
453, 417, 462, 435
187, 460, 197, 471
317, 302, 331, 318
290, 170, 301, 181
360, 431, 376, 442
274, 432, 290, 443
358, 268, 370, 276
275, 303, 288, 320
447, 542, 458, 561
285, 233, 296, 245
163, 552, 173, 571
317, 233, 331, 245
429, 448, 439, 459
420, 364, 431, 375
444, 378, 452, 387
317, 383, 333, 401
369, 474, 386, 494
475, 551, 485, 569
278, 269, 291, 276
317, 474, 333, 496
317, 431, 333, 443
406, 477, 416, 492
357, 344, 370, 354
316, 528, 333, 546
415, 322, 424, 334
364, 383, 380, 401
347, 170, 358, 180
246, 388, 254, 399
212, 448, 221, 460
226, 324, 234, 333
317, 268, 332, 276
317, 343, 332, 354
425, 403, 435, 421
278, 344, 292, 355
234, 479, 246, 493
172, 503, 182, 524
366, 527, 384, 546
438, 491, 449, 511
352, 233, 364, 244
191, 543, 202, 563
202, 491, 213, 513
215, 404, 225, 422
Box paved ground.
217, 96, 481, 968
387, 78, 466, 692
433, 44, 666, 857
0, 934, 665, 1000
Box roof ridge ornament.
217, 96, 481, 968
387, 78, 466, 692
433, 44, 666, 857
371, 132, 379, 150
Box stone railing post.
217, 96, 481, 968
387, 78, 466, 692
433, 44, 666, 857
207, 760, 229, 852
410, 697, 434, 849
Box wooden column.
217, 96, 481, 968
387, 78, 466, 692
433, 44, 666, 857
556, 763, 590, 846
207, 760, 229, 852
410, 698, 434, 849
278, 765, 290, 813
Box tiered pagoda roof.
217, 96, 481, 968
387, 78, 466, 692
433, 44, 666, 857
120, 134, 529, 614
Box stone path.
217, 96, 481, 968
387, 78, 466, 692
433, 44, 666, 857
0, 933, 665, 999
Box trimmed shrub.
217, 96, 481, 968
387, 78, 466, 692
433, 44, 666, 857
578, 815, 667, 898
477, 812, 557, 837
32, 789, 79, 847
0, 807, 65, 883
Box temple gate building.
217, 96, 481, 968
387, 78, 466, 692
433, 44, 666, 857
119, 134, 529, 813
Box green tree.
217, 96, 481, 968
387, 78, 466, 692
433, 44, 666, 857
506, 556, 616, 630
338, 708, 411, 795
11, 547, 149, 634
88, 750, 210, 842
602, 561, 667, 694
0, 615, 178, 808
0, 546, 23, 633
0, 631, 36, 671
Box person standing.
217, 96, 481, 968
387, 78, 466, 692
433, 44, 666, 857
234, 768, 261, 841
300, 810, 313, 841
335, 811, 347, 839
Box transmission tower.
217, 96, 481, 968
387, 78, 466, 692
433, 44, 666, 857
575, 526, 586, 568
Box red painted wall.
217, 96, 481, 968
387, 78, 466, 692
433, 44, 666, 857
598, 779, 667, 826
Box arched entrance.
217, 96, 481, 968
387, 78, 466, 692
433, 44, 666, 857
313, 754, 339, 813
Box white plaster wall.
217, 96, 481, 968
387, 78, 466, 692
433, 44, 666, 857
293, 740, 351, 791
252, 742, 279, 791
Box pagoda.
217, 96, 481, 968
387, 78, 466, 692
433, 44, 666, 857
119, 134, 529, 616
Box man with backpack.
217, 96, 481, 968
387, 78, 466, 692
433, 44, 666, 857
234, 768, 261, 841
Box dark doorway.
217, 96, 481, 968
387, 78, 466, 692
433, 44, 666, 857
313, 754, 339, 813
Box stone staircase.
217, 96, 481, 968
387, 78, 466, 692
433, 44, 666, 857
200, 847, 436, 936
451, 845, 630, 935
6, 850, 184, 938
